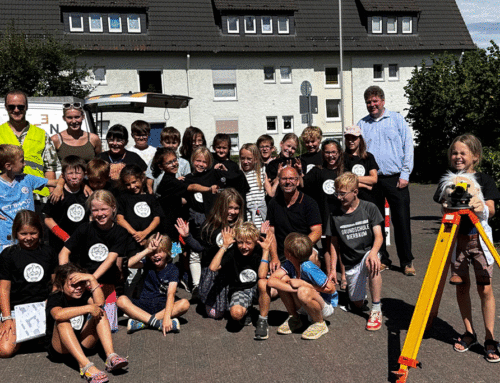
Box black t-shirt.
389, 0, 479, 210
98, 150, 147, 185
266, 155, 307, 181
64, 222, 128, 284
43, 187, 89, 253
199, 228, 224, 268
221, 246, 262, 294
117, 193, 163, 232
344, 152, 379, 204
212, 154, 240, 173
267, 192, 322, 261
300, 151, 323, 174
45, 290, 91, 349
433, 171, 500, 234
0, 244, 57, 310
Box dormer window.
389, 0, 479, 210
69, 14, 84, 32
108, 14, 122, 33
402, 17, 412, 33
387, 17, 397, 34
372, 16, 382, 34
278, 17, 289, 34
89, 14, 103, 33
261, 16, 272, 34
244, 16, 256, 33
128, 14, 141, 33
227, 17, 239, 33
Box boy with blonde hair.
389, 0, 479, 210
300, 126, 323, 173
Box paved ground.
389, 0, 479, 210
1, 183, 500, 383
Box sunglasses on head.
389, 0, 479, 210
63, 102, 83, 110
7, 104, 26, 111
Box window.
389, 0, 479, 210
264, 66, 275, 83
266, 116, 277, 133
93, 67, 106, 84
215, 120, 239, 152
283, 116, 293, 132
213, 68, 237, 100
325, 67, 339, 87
108, 14, 122, 33
387, 17, 397, 34
128, 14, 141, 33
388, 64, 399, 80
138, 70, 162, 93
373, 64, 384, 81
244, 16, 256, 33
402, 17, 412, 33
89, 14, 103, 32
278, 17, 289, 34
280, 66, 292, 83
261, 16, 272, 34
229, 134, 239, 153
69, 14, 84, 32
372, 16, 382, 33
227, 17, 239, 33
326, 100, 341, 121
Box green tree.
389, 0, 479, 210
404, 42, 500, 182
0, 24, 93, 99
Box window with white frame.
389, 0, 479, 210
387, 17, 397, 33
244, 16, 256, 33
325, 67, 339, 87
261, 16, 272, 34
213, 68, 237, 100
127, 14, 141, 33
264, 66, 275, 83
266, 116, 277, 133
89, 14, 103, 32
229, 133, 239, 153
372, 16, 382, 33
278, 17, 289, 34
373, 64, 384, 81
69, 14, 84, 32
108, 14, 122, 32
388, 64, 399, 80
326, 99, 341, 121
215, 119, 239, 153
93, 67, 107, 84
283, 116, 293, 132
402, 17, 412, 33
138, 70, 162, 93
227, 17, 239, 33
280, 66, 292, 83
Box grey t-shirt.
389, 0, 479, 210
327, 199, 383, 267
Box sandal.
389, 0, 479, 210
80, 362, 109, 383
484, 339, 500, 363
105, 353, 129, 372
453, 331, 477, 353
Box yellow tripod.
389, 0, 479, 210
394, 208, 500, 383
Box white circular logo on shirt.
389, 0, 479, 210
88, 243, 109, 262
239, 269, 257, 283
194, 192, 203, 203
21, 187, 29, 194
351, 164, 366, 177
23, 263, 44, 282
70, 315, 84, 331
306, 164, 315, 174
216, 232, 233, 249
322, 179, 336, 195
134, 202, 151, 218
67, 204, 85, 222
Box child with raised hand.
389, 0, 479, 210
128, 120, 157, 167
256, 135, 276, 165
117, 233, 190, 335
0, 210, 57, 358
43, 155, 90, 254
433, 134, 500, 362
212, 133, 239, 173
179, 126, 206, 162
46, 263, 128, 382
265, 133, 305, 183
239, 143, 273, 228
300, 126, 323, 174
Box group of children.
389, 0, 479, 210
0, 109, 498, 383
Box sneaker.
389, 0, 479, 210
254, 318, 269, 340
191, 286, 199, 300
277, 315, 302, 335
366, 310, 382, 331
127, 319, 146, 334
404, 263, 416, 276
301, 321, 329, 340
171, 318, 180, 332
239, 315, 252, 327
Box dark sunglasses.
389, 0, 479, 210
7, 104, 26, 111
63, 102, 83, 109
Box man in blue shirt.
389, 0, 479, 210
357, 86, 415, 276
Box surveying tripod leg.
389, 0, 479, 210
472, 215, 500, 268
427, 250, 453, 331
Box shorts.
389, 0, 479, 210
131, 297, 167, 315
280, 260, 297, 278
452, 234, 493, 285
229, 286, 257, 309
345, 251, 380, 302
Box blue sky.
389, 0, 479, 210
455, 0, 500, 49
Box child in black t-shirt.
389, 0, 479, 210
44, 155, 90, 254
86, 158, 119, 197
0, 210, 57, 358
46, 263, 128, 382
212, 133, 239, 173
300, 126, 323, 174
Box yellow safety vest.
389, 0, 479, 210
0, 122, 49, 196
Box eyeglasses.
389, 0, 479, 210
163, 159, 178, 167
334, 190, 354, 198
7, 104, 26, 111
280, 177, 299, 182
107, 138, 125, 144
259, 146, 272, 150
63, 102, 83, 110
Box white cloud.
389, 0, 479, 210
455, 0, 500, 23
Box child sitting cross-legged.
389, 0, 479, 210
117, 233, 190, 335
268, 233, 337, 340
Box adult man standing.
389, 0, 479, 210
357, 86, 415, 276
0, 90, 58, 201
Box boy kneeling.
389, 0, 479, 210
327, 172, 383, 331
268, 233, 337, 340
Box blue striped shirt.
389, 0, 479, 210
357, 110, 414, 181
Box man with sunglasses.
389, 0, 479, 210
0, 90, 59, 200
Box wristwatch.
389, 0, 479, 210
1, 316, 13, 322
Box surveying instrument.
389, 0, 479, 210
394, 182, 500, 382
